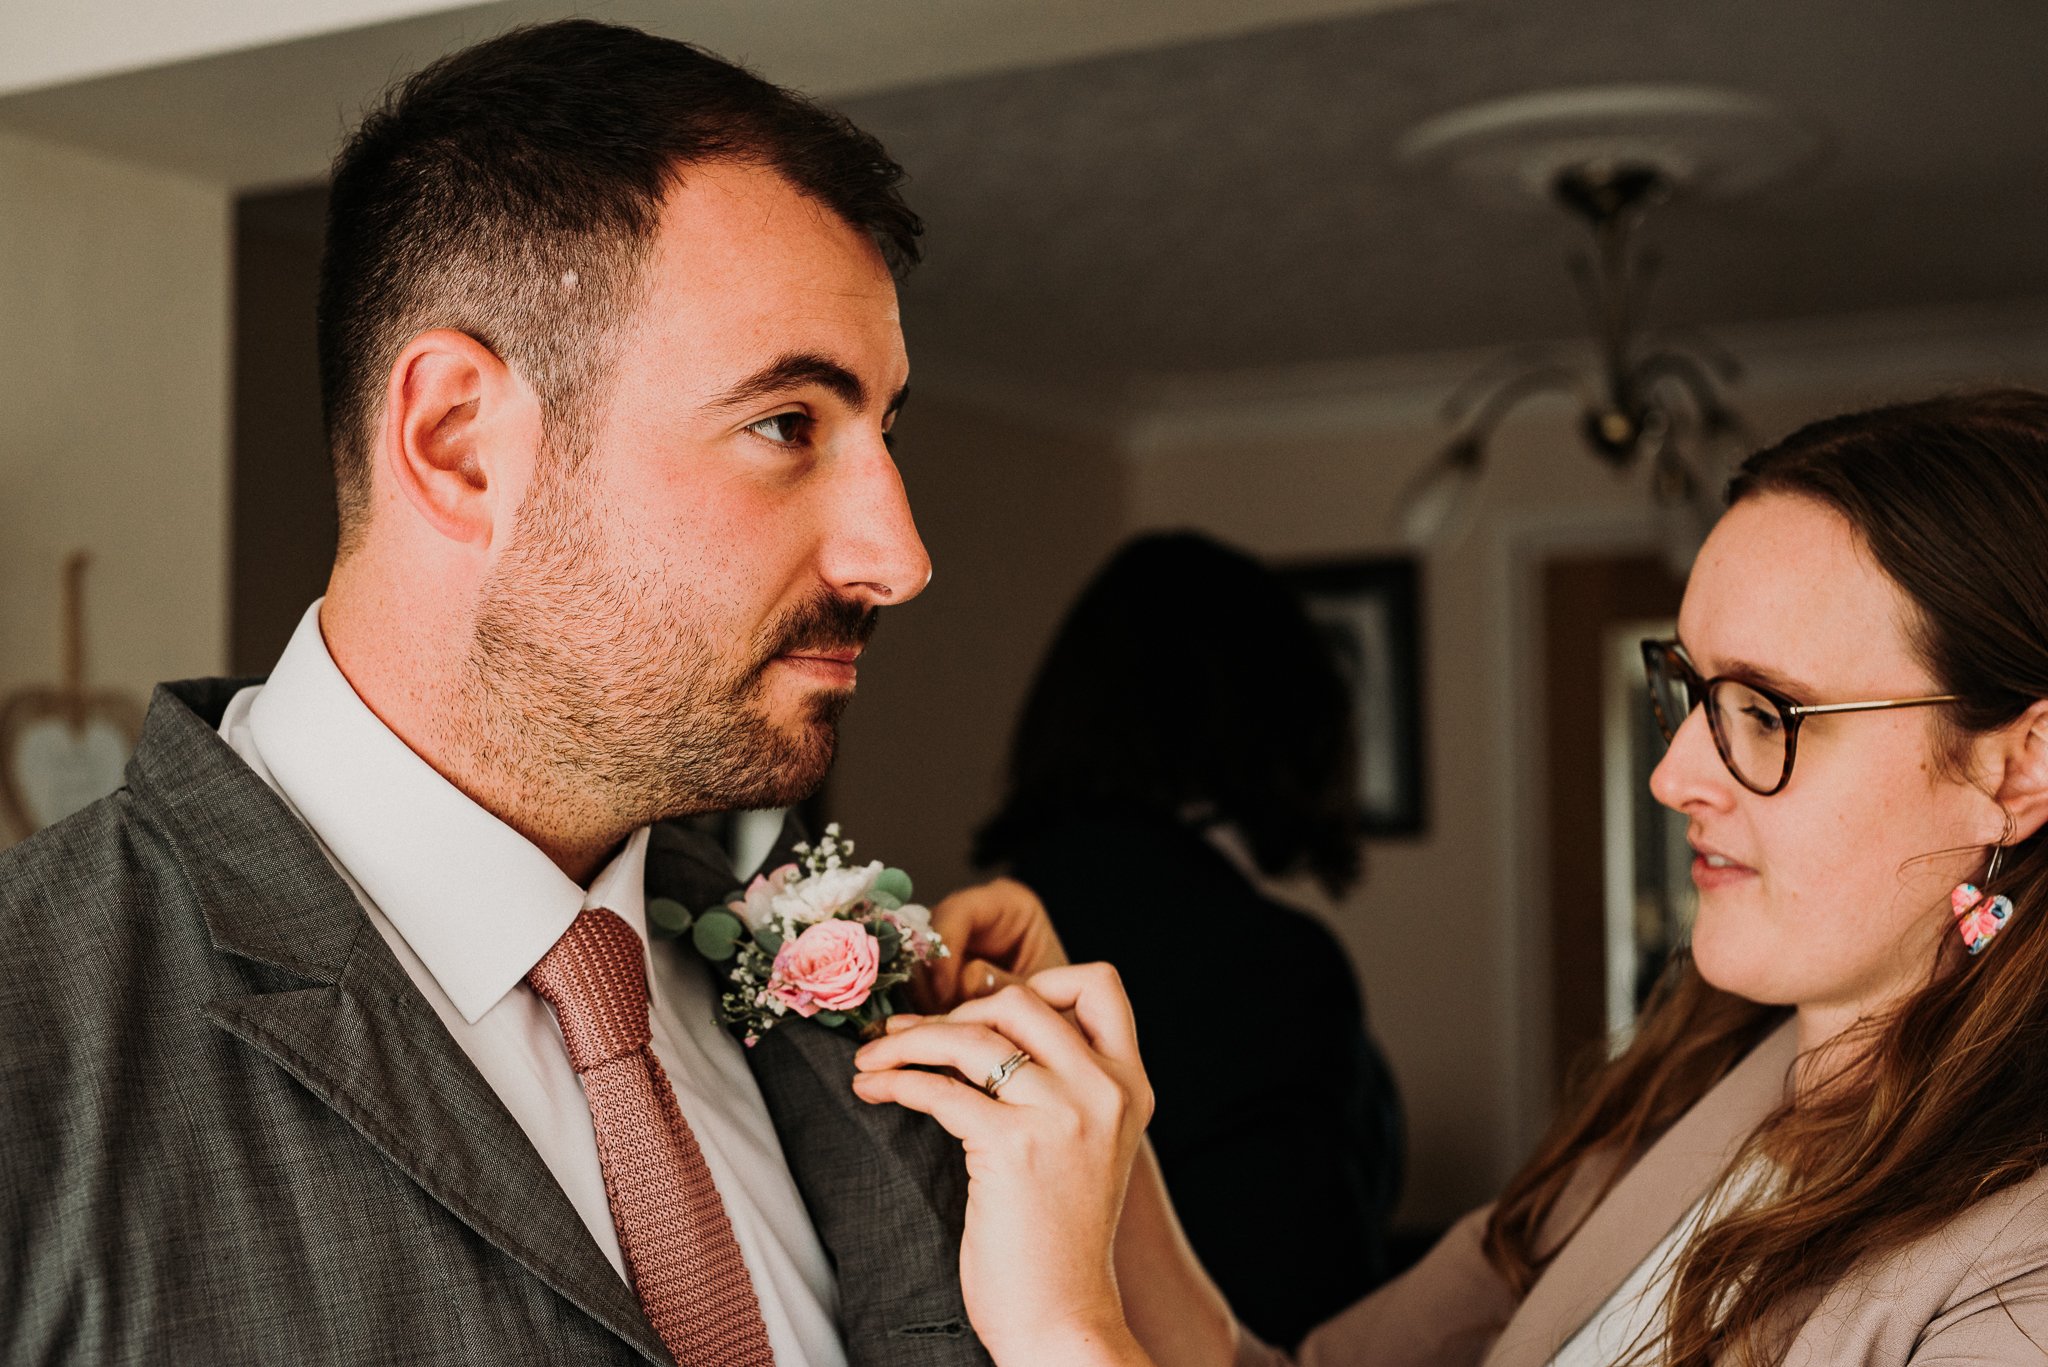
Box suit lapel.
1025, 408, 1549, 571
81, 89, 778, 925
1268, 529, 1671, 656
135, 682, 671, 1367
646, 816, 992, 1367
1484, 1020, 1799, 1367
749, 1024, 989, 1366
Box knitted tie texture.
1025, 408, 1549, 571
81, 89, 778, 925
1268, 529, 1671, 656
528, 908, 776, 1367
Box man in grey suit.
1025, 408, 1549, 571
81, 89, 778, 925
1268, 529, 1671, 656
1, 21, 991, 1366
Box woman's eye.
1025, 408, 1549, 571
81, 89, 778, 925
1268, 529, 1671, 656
745, 412, 811, 446
1739, 704, 1783, 735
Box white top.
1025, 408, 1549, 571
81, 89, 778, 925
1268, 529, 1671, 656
220, 602, 845, 1367
1548, 1164, 1766, 1367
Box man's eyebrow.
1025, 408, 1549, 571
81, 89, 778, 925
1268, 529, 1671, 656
706, 352, 903, 416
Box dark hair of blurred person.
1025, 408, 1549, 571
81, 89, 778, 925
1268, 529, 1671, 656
974, 529, 1402, 1348
976, 531, 1361, 894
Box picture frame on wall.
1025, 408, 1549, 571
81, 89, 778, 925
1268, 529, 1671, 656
1282, 556, 1426, 837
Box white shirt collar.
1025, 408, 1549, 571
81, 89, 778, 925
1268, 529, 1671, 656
249, 601, 650, 1024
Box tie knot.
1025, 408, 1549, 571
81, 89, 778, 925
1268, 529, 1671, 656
527, 907, 652, 1071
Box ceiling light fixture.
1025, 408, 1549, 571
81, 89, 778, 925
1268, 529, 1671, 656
1392, 87, 1826, 568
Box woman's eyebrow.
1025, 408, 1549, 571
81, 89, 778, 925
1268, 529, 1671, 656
1677, 638, 1816, 697
1723, 657, 1817, 697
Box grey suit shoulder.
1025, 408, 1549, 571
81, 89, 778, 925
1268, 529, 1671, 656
1, 680, 990, 1367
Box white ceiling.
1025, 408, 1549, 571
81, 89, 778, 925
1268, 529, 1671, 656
840, 0, 2048, 409
0, 0, 1440, 187
5, 0, 2043, 418
0, 0, 484, 98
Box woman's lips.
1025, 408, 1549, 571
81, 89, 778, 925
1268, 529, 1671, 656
1691, 847, 1756, 890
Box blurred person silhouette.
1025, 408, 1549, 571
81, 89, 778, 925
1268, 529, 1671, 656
972, 530, 1403, 1348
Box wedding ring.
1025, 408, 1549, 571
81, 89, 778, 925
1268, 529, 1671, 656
981, 1048, 1030, 1099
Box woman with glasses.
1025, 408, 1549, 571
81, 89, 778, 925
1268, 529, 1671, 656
854, 389, 2048, 1366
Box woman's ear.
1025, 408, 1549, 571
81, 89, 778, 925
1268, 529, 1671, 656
1990, 699, 2048, 842
377, 328, 539, 548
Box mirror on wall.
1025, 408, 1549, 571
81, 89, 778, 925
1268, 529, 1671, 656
1600, 618, 1695, 1046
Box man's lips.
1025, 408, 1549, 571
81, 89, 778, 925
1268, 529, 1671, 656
773, 648, 862, 684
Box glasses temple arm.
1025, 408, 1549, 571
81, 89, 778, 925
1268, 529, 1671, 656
1786, 695, 1961, 719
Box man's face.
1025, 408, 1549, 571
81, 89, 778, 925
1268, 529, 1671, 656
470, 161, 928, 821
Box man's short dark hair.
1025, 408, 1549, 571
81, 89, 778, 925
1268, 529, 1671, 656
318, 19, 923, 550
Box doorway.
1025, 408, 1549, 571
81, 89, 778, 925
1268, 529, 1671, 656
1542, 553, 1688, 1090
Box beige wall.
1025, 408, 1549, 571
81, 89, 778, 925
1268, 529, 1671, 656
0, 126, 230, 848
1126, 315, 2048, 1229
830, 395, 1128, 899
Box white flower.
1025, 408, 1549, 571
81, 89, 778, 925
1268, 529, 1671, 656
771, 860, 883, 925
733, 863, 801, 932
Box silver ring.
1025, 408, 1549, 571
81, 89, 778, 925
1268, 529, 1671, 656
981, 1049, 1030, 1099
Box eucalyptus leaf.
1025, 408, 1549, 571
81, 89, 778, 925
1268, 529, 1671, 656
872, 867, 914, 904
646, 898, 693, 936
874, 919, 903, 965
755, 924, 784, 956
868, 890, 903, 912
814, 1010, 848, 1028
691, 909, 746, 962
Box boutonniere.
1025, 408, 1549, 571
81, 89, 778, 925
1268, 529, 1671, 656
649, 824, 948, 1046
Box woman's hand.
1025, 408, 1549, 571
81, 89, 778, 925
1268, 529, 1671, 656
914, 877, 1071, 1012
852, 965, 1157, 1366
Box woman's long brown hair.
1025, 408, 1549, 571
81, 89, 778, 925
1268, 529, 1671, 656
1482, 390, 2048, 1364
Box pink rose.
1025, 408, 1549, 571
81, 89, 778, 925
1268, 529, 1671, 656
768, 919, 880, 1018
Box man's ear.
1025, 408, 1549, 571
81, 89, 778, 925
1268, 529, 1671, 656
377, 328, 538, 548
1990, 698, 2048, 841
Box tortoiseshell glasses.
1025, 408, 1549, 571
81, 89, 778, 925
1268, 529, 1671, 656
1640, 639, 1958, 796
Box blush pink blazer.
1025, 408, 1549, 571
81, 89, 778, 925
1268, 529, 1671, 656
1235, 1020, 2048, 1366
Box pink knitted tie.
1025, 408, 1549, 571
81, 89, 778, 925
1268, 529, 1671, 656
528, 908, 776, 1366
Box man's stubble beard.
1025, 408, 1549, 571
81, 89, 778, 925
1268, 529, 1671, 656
464, 452, 866, 826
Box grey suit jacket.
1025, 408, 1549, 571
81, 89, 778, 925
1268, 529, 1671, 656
0, 678, 991, 1367
1236, 1019, 2048, 1365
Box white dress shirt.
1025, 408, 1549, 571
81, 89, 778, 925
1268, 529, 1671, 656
220, 602, 845, 1367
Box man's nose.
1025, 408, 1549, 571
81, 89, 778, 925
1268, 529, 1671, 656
824, 442, 932, 608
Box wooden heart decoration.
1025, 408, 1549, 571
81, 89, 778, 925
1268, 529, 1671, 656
0, 690, 142, 841
0, 552, 145, 843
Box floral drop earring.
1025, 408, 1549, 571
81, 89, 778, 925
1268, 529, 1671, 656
1952, 843, 2014, 956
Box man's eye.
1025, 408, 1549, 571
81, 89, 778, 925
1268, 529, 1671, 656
745, 412, 811, 446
